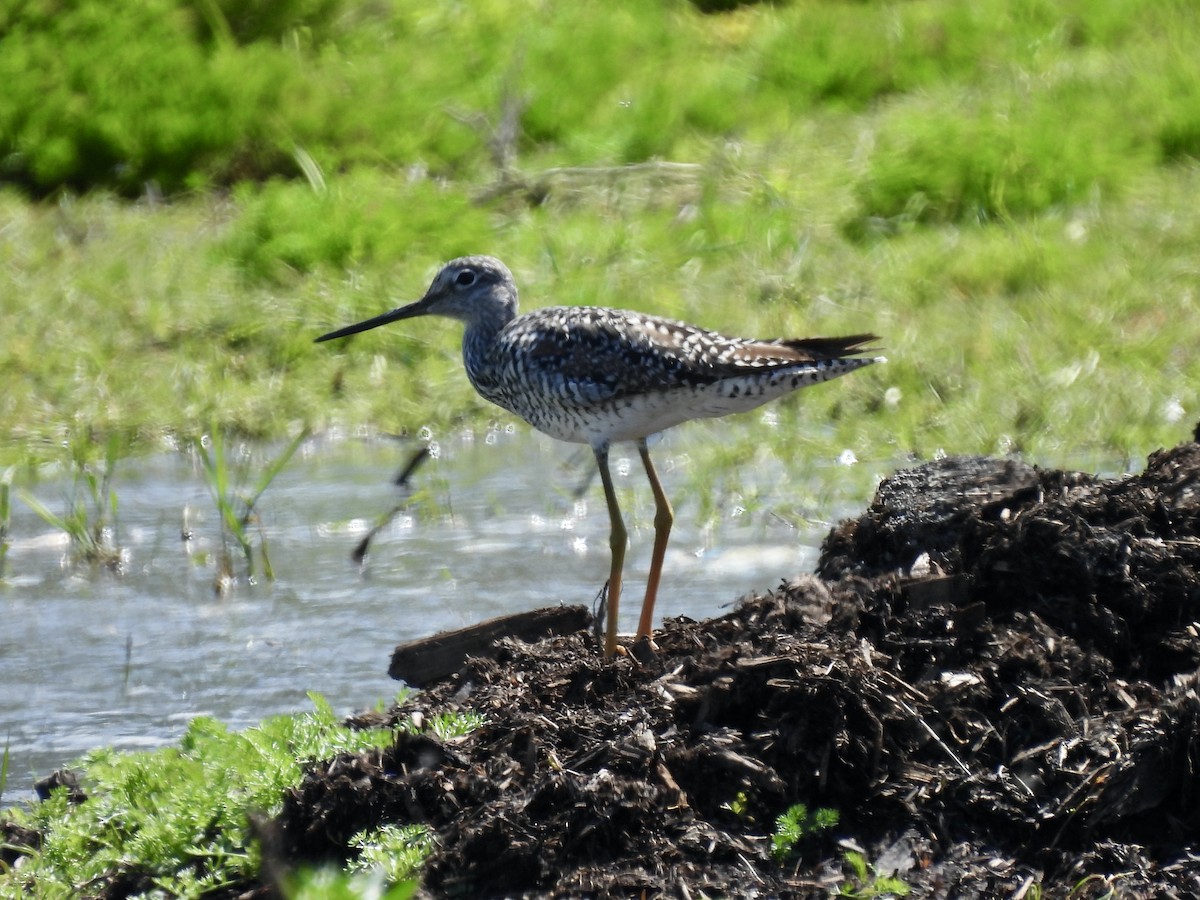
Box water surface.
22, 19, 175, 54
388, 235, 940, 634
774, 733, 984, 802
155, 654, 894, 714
0, 425, 1127, 805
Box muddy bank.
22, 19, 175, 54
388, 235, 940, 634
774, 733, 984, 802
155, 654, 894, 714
274, 441, 1200, 897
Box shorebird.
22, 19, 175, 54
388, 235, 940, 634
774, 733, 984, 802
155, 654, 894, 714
317, 256, 881, 657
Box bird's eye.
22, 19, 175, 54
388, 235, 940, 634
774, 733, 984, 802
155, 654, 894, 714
455, 270, 477, 287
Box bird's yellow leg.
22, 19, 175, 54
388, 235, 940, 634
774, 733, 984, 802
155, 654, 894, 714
594, 445, 627, 658
636, 439, 674, 642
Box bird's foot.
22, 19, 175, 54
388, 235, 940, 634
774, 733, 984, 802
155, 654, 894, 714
630, 634, 658, 664
609, 635, 658, 662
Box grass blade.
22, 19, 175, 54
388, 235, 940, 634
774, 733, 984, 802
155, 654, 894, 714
19, 489, 71, 534
243, 428, 308, 521
0, 469, 11, 578
0, 734, 9, 806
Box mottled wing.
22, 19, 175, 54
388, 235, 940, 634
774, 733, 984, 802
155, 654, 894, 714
502, 307, 877, 405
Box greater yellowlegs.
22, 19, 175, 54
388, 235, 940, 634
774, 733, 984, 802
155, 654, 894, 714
317, 256, 882, 657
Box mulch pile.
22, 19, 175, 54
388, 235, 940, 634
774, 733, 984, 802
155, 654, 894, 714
8, 441, 1200, 898
275, 441, 1200, 898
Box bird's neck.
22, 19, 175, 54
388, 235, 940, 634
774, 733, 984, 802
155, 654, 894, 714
461, 306, 513, 381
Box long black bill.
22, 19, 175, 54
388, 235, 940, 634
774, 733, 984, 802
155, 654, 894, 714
314, 298, 429, 343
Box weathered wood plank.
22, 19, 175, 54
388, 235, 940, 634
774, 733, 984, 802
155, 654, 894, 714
388, 605, 592, 686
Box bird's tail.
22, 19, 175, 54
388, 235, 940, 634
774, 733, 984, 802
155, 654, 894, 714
773, 333, 881, 360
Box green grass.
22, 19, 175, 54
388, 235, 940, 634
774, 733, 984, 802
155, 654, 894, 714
1, 0, 1198, 474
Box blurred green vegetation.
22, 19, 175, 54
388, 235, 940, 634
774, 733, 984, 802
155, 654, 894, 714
1, 0, 1198, 469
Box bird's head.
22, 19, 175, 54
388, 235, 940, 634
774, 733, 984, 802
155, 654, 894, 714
315, 255, 518, 342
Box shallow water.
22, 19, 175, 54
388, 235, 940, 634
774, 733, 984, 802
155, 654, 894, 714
0, 425, 1129, 806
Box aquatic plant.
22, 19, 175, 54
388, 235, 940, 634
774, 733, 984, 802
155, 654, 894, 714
191, 426, 307, 593
18, 433, 126, 571
0, 468, 11, 579
0, 737, 10, 808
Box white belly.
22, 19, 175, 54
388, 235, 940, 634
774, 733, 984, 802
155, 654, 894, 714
512, 378, 796, 447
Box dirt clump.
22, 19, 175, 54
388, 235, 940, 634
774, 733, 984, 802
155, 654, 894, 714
274, 442, 1200, 897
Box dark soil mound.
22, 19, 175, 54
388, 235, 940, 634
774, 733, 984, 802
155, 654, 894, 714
274, 443, 1200, 898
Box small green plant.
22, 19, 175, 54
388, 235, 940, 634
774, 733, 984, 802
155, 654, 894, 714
723, 790, 750, 818
285, 865, 419, 900
19, 433, 126, 571
347, 823, 436, 886
192, 426, 307, 593
426, 710, 485, 741
839, 850, 910, 898
771, 803, 839, 861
